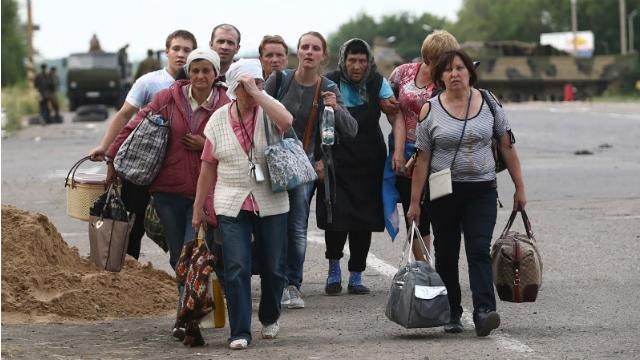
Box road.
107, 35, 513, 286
2, 101, 640, 359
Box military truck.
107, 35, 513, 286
65, 50, 131, 111
464, 41, 639, 102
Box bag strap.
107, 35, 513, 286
399, 222, 432, 267
301, 77, 322, 153
263, 111, 298, 146
500, 209, 534, 240
429, 90, 472, 174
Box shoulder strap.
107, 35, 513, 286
479, 88, 496, 118
274, 70, 283, 100
325, 70, 340, 84
302, 77, 322, 152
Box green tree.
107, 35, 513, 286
453, 0, 640, 55
1, 0, 27, 86
328, 12, 452, 61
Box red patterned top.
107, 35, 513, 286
389, 63, 436, 143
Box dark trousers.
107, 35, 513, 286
430, 181, 497, 318
120, 179, 150, 260
396, 175, 430, 235
324, 231, 371, 272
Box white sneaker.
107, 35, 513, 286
261, 321, 280, 339
229, 338, 248, 350
281, 287, 291, 305
287, 285, 305, 309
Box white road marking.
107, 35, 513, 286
307, 230, 534, 354
48, 165, 104, 179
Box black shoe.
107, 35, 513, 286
325, 282, 342, 295
171, 321, 186, 341
474, 310, 500, 337
444, 315, 463, 333
347, 284, 370, 295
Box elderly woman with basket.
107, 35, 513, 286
407, 49, 526, 337
106, 48, 230, 341
192, 59, 294, 350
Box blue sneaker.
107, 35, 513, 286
347, 272, 370, 295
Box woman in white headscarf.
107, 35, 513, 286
192, 59, 293, 350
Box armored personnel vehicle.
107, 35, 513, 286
65, 51, 130, 111
465, 41, 638, 102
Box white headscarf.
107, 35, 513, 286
186, 48, 221, 76
225, 59, 264, 100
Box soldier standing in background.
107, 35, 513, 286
47, 66, 61, 122
135, 49, 162, 80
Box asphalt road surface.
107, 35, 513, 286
2, 101, 639, 359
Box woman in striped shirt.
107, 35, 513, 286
407, 49, 526, 337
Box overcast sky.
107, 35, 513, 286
21, 0, 462, 61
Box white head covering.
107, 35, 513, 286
225, 59, 264, 100
186, 48, 221, 76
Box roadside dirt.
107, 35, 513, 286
1, 205, 177, 323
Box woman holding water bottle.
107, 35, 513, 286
264, 31, 357, 309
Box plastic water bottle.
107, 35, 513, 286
321, 107, 335, 146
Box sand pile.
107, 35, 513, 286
1, 205, 177, 322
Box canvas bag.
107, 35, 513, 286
385, 222, 451, 328
114, 108, 171, 186
88, 183, 135, 272
429, 91, 472, 201
262, 112, 317, 192
491, 209, 543, 303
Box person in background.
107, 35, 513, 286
408, 49, 526, 337
34, 64, 52, 123
135, 49, 162, 80
106, 48, 230, 343
259, 34, 289, 79
264, 31, 357, 309
384, 30, 459, 257
209, 23, 241, 81
88, 30, 196, 261
320, 38, 397, 295
47, 66, 61, 122
192, 59, 293, 350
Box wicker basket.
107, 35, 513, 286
65, 157, 107, 221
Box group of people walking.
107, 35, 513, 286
88, 24, 526, 349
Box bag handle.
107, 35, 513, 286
500, 209, 534, 240
64, 156, 105, 189
399, 221, 433, 267
263, 111, 299, 146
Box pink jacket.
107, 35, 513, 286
107, 79, 230, 197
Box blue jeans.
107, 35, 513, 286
429, 181, 498, 319
285, 181, 315, 289
219, 211, 288, 344
152, 192, 213, 269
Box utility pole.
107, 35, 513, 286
571, 0, 578, 56
620, 0, 627, 54
629, 9, 638, 53
26, 0, 35, 88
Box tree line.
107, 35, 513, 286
328, 0, 640, 61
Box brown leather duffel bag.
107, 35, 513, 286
491, 209, 543, 303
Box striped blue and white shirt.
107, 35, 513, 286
415, 92, 510, 182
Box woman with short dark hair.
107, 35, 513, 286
408, 49, 526, 337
